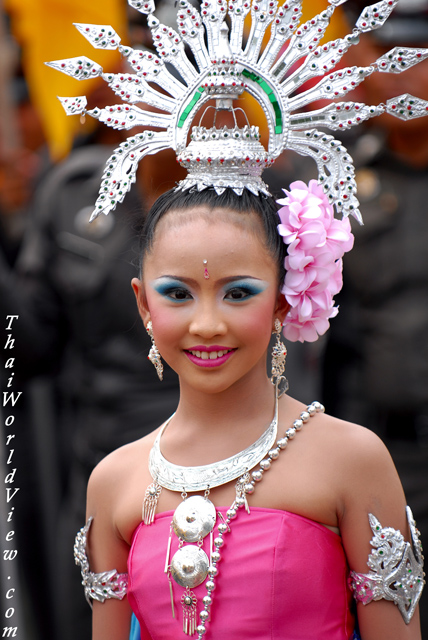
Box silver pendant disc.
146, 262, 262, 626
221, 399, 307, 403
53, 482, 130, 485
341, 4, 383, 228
172, 496, 216, 542
170, 546, 209, 588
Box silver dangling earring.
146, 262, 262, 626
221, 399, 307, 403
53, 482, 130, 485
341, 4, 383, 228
146, 320, 164, 381
271, 318, 288, 397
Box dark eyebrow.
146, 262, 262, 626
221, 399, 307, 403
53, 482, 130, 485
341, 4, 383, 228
155, 275, 263, 285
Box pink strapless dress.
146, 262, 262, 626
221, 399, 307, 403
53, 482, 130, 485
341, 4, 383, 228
127, 507, 356, 639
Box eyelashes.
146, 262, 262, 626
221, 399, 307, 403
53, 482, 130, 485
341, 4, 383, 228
223, 280, 268, 301
151, 278, 268, 302
152, 279, 192, 302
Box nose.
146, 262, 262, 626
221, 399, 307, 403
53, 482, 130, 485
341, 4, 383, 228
188, 298, 227, 339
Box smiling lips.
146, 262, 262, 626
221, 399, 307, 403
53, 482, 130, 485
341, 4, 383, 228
185, 346, 236, 368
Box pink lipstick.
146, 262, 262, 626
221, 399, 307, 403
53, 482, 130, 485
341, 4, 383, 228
184, 346, 236, 368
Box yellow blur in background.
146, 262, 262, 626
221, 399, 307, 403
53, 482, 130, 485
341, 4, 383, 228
5, 0, 127, 159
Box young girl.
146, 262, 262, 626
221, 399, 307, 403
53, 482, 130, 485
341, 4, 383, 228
51, 1, 427, 637
77, 187, 423, 640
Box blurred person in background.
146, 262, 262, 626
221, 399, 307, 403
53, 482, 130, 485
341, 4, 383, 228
0, 74, 47, 265
0, 17, 53, 636
322, 1, 428, 633
0, 6, 186, 639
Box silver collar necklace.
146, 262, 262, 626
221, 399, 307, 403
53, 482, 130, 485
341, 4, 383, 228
148, 391, 278, 494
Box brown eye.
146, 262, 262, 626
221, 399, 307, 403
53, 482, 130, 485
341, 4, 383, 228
169, 288, 191, 300
225, 287, 251, 300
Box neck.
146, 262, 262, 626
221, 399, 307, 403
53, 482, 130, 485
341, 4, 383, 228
163, 364, 277, 462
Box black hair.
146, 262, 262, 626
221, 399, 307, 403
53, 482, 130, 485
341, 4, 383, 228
137, 187, 287, 283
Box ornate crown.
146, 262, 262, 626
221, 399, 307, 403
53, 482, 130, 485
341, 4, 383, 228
47, 0, 428, 222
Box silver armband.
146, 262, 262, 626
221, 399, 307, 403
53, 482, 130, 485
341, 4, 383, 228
348, 506, 425, 624
74, 517, 128, 607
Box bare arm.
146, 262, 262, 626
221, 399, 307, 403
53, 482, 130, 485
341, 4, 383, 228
338, 427, 422, 640
85, 455, 134, 640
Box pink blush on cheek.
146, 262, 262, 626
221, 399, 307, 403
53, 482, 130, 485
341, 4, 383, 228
236, 303, 276, 337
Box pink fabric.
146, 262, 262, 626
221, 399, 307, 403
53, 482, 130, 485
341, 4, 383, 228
127, 507, 355, 639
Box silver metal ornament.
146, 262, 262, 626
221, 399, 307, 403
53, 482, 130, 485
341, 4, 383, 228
170, 546, 210, 588
270, 318, 288, 397
142, 482, 162, 525
349, 507, 425, 624
181, 587, 198, 636
47, 0, 428, 224
146, 320, 163, 381
172, 496, 216, 543
74, 518, 128, 606
149, 401, 278, 492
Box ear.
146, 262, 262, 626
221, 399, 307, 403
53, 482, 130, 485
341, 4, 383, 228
274, 290, 290, 328
131, 277, 151, 328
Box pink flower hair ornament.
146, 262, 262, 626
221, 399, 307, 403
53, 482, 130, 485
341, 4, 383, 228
277, 180, 354, 343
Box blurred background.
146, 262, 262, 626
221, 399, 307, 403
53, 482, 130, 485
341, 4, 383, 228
0, 0, 427, 638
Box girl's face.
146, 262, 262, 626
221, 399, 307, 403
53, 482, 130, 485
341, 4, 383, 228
132, 207, 289, 395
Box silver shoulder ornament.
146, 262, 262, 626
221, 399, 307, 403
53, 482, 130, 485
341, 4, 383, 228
348, 506, 425, 624
74, 517, 128, 606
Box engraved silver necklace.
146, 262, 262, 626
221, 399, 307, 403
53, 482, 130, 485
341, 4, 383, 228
148, 397, 279, 493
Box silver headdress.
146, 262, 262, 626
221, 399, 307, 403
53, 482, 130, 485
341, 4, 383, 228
47, 0, 428, 223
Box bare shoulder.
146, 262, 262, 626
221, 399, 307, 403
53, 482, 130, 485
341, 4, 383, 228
86, 428, 159, 517
314, 412, 406, 523
282, 395, 389, 464
303, 410, 404, 512
280, 396, 398, 500
312, 410, 394, 472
